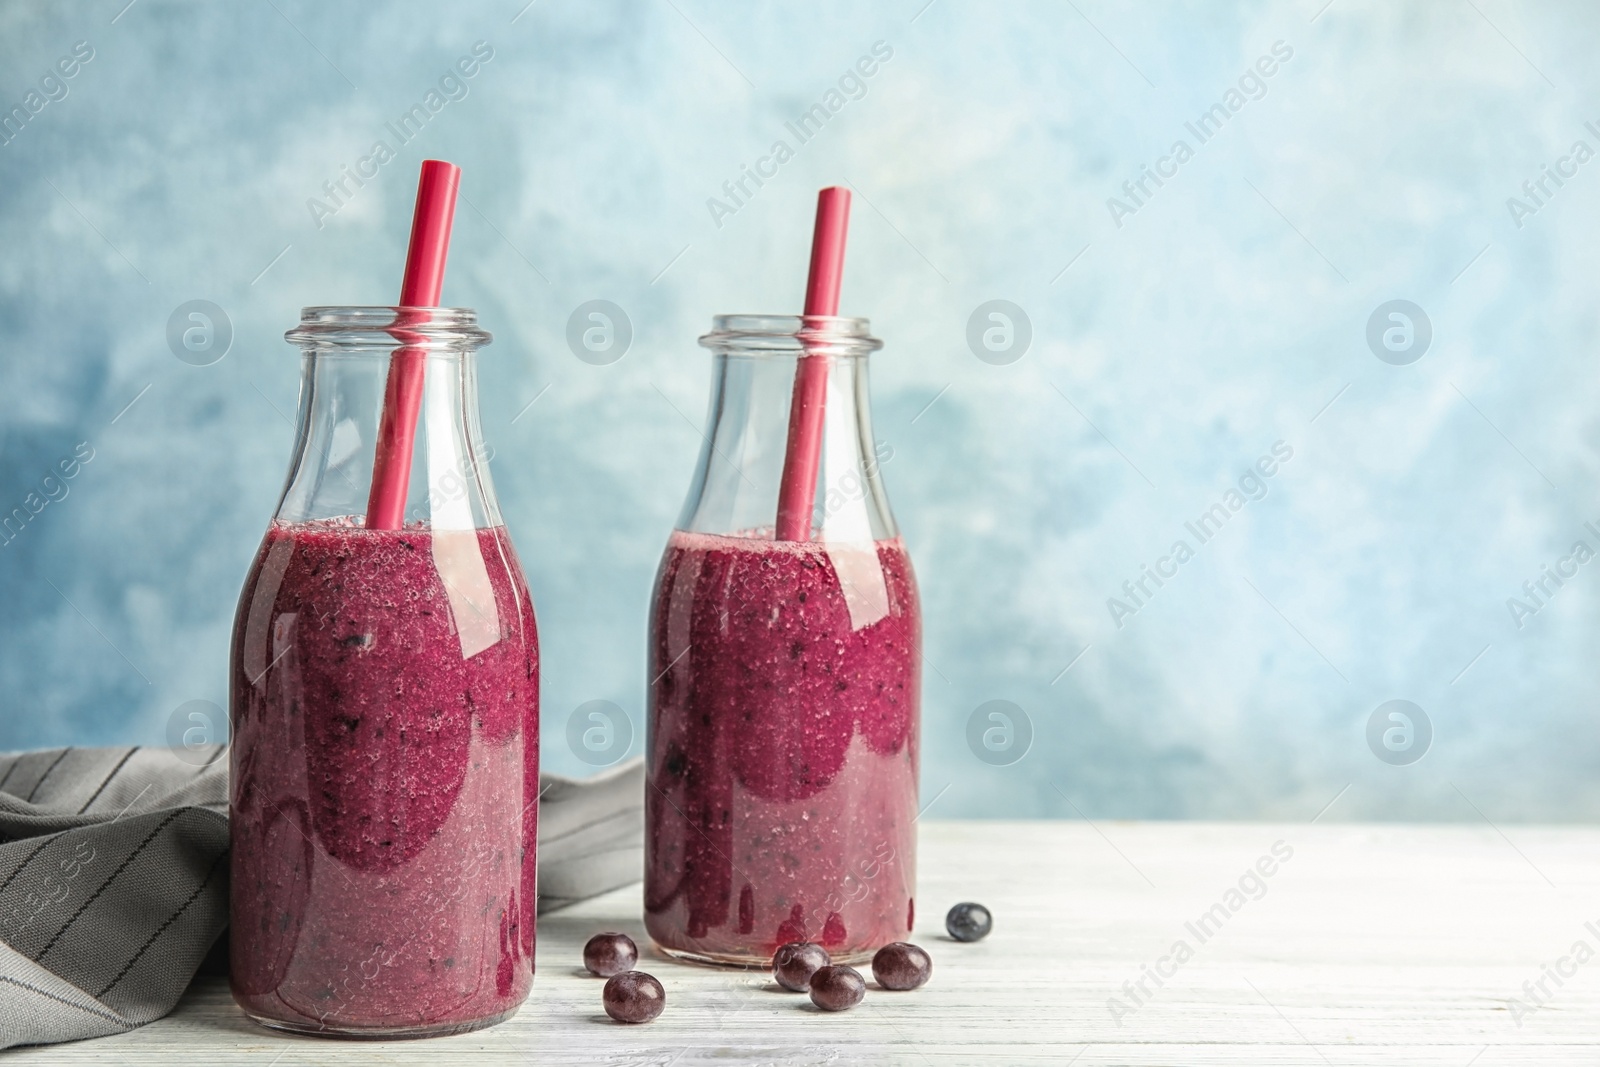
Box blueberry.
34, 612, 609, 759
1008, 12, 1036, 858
945, 902, 992, 942
871, 942, 932, 990
773, 941, 831, 992
808, 964, 866, 1011
584, 932, 638, 977
602, 970, 665, 1023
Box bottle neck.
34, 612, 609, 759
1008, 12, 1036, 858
677, 350, 896, 543
276, 315, 500, 530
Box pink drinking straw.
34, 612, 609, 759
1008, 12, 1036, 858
775, 186, 852, 542
365, 159, 461, 530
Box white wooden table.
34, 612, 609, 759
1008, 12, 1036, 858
20, 822, 1600, 1065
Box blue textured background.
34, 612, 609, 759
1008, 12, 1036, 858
1, 0, 1593, 820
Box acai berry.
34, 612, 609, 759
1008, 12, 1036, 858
603, 970, 665, 1023
583, 932, 638, 977
871, 942, 932, 990
945, 901, 993, 942
808, 964, 866, 1012
773, 941, 831, 992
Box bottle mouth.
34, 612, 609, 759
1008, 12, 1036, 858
699, 315, 882, 357
286, 306, 493, 351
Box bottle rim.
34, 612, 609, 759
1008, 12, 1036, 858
285, 306, 493, 351
699, 314, 882, 357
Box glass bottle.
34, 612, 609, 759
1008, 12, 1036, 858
229, 307, 539, 1037
645, 315, 921, 965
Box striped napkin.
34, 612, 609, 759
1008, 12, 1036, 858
0, 746, 643, 1050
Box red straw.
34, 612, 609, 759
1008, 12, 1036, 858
365, 159, 461, 530
775, 186, 851, 542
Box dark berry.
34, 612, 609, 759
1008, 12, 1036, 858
945, 902, 992, 942
808, 964, 866, 1011
602, 970, 665, 1023
773, 941, 831, 992
871, 942, 932, 990
584, 932, 638, 977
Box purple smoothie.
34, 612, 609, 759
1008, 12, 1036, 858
229, 519, 538, 1035
645, 530, 919, 964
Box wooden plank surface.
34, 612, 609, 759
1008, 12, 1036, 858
18, 821, 1600, 1065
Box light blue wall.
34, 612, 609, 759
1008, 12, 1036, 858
1, 0, 1593, 820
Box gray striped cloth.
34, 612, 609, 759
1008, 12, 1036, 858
0, 746, 643, 1050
